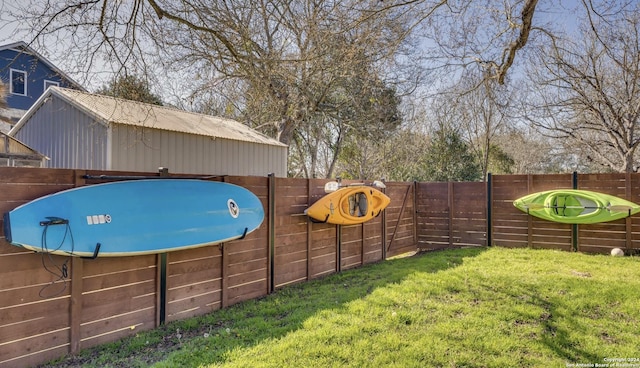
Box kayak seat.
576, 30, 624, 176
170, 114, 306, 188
553, 195, 583, 217
552, 196, 564, 215
576, 196, 597, 215
347, 194, 356, 216
346, 192, 368, 217
358, 193, 368, 217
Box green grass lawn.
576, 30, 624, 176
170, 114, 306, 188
44, 247, 640, 368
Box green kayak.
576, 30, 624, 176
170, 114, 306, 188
513, 189, 640, 224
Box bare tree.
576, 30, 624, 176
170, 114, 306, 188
418, 0, 542, 85
12, 0, 420, 178
17, 1, 412, 139
496, 128, 562, 174
523, 1, 640, 173
16, 0, 608, 178
444, 69, 512, 179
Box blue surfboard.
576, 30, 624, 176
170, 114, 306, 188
3, 179, 264, 257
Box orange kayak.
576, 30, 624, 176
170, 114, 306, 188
305, 186, 391, 225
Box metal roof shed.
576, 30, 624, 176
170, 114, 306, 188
9, 87, 288, 176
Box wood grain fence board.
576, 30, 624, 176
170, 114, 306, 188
528, 219, 572, 250
0, 169, 75, 243
450, 182, 486, 247
81, 255, 157, 278
578, 223, 628, 253
168, 245, 222, 263
166, 246, 222, 321
273, 178, 310, 288
529, 174, 574, 190
0, 167, 76, 184
309, 222, 337, 279
0, 328, 70, 368
629, 174, 640, 203
0, 297, 70, 344
362, 218, 383, 264
227, 278, 268, 306
167, 291, 222, 322
0, 183, 75, 206
0, 243, 72, 368
226, 261, 267, 287
226, 244, 267, 268
576, 173, 635, 253
227, 266, 267, 291
385, 183, 416, 257
80, 309, 156, 349
274, 249, 307, 286
491, 186, 528, 201
630, 217, 640, 250
225, 232, 269, 305
1, 345, 69, 368
274, 175, 309, 286
578, 173, 627, 192
80, 294, 156, 335
167, 255, 222, 280
416, 181, 486, 250
82, 266, 157, 293
80, 281, 156, 323
0, 252, 71, 289
341, 224, 363, 270
627, 174, 640, 251
0, 284, 68, 313
79, 255, 157, 351
276, 178, 309, 213
491, 174, 573, 250
416, 182, 445, 250
274, 261, 308, 287
310, 225, 337, 245
168, 279, 222, 308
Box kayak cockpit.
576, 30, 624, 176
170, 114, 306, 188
549, 194, 598, 218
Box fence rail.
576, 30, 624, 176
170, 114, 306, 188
2, 168, 640, 367
0, 168, 415, 367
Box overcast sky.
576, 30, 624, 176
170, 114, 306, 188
0, 0, 22, 44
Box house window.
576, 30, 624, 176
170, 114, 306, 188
10, 69, 27, 96
44, 80, 59, 90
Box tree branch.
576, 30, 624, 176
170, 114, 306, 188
497, 0, 538, 84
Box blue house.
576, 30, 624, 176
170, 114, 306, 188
0, 41, 84, 131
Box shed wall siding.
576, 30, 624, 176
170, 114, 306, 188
12, 97, 108, 169
110, 125, 287, 176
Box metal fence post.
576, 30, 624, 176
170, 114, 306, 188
268, 173, 276, 293
487, 173, 492, 247
572, 171, 578, 252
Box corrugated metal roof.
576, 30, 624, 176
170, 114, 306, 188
18, 87, 287, 147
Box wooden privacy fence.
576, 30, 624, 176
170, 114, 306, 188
490, 172, 640, 253
415, 172, 640, 255
3, 168, 640, 367
0, 167, 416, 368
